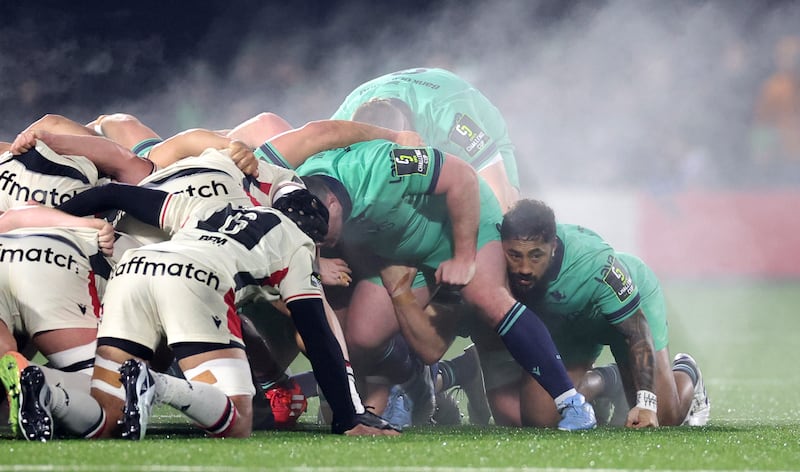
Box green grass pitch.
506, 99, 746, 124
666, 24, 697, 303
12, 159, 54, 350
1, 281, 799, 471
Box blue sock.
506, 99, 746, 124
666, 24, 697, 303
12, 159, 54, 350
496, 302, 574, 399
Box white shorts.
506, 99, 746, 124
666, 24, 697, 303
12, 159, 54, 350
98, 249, 242, 350
0, 234, 100, 337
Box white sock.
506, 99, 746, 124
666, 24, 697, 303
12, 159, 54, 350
47, 383, 105, 438
555, 388, 579, 410
152, 372, 236, 435
39, 366, 91, 392
346, 363, 365, 414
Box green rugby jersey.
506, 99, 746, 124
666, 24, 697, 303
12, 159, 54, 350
281, 139, 503, 270
331, 67, 519, 188
521, 224, 667, 353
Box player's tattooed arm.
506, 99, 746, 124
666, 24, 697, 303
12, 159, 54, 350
614, 309, 656, 394
616, 308, 660, 428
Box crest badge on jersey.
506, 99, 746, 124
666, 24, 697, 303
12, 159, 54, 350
603, 257, 636, 302
311, 272, 322, 288
392, 148, 430, 176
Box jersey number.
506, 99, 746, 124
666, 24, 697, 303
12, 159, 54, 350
198, 207, 281, 250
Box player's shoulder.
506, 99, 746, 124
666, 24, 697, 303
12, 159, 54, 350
558, 223, 615, 264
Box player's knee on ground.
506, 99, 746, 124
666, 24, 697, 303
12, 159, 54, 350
181, 356, 255, 438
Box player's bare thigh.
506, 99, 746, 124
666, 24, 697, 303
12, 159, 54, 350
34, 328, 97, 357
342, 279, 402, 353
94, 113, 161, 150
178, 347, 254, 438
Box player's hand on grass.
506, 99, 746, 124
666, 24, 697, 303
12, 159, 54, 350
228, 140, 259, 177
343, 423, 401, 436
626, 407, 659, 429
320, 257, 352, 287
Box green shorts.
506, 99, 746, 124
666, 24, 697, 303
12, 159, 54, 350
132, 138, 163, 158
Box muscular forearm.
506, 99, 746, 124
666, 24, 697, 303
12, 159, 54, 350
270, 120, 402, 168
148, 129, 231, 168
391, 292, 455, 364
438, 156, 479, 261
0, 205, 104, 233
616, 310, 656, 393
40, 133, 150, 184
24, 114, 96, 137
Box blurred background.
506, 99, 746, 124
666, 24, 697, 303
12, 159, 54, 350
2, 0, 799, 425
2, 0, 800, 276
3, 0, 799, 188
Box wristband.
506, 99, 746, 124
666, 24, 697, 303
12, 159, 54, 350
636, 390, 658, 412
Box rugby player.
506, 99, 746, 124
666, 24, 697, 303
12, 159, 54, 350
331, 67, 520, 213
17, 183, 398, 440
489, 199, 710, 428
256, 136, 596, 431
0, 204, 115, 437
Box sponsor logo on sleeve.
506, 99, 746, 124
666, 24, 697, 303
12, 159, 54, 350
392, 149, 430, 176
602, 257, 635, 302
449, 114, 490, 156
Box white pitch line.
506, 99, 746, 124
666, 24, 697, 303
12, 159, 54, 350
0, 466, 779, 472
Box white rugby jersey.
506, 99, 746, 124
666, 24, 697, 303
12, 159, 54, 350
247, 160, 304, 207
116, 148, 303, 246
0, 226, 112, 333
0, 141, 100, 210
117, 194, 322, 306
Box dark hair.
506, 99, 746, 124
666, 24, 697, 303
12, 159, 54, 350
300, 175, 334, 202
500, 199, 556, 242
272, 188, 329, 243
302, 174, 352, 220
352, 98, 414, 131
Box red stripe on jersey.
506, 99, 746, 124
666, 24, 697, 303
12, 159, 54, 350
245, 179, 273, 207
224, 289, 242, 340
87, 271, 102, 318
246, 192, 260, 207
159, 193, 175, 228
263, 267, 289, 287
258, 181, 273, 195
